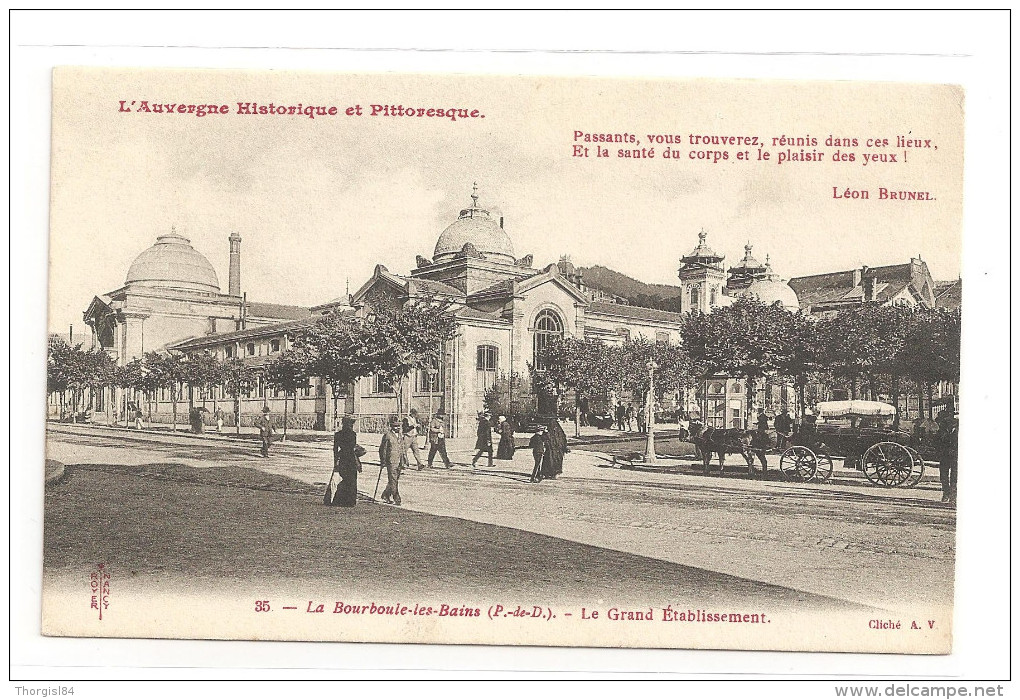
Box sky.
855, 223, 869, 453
48, 68, 964, 333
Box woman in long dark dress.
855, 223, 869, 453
495, 416, 515, 460
541, 417, 568, 479
330, 416, 363, 507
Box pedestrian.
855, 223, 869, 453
427, 408, 453, 469
214, 407, 225, 433
529, 425, 548, 482
748, 428, 770, 477
541, 418, 568, 480
379, 417, 404, 506
774, 408, 794, 450
255, 406, 274, 457
934, 408, 959, 504
615, 401, 626, 431
579, 395, 590, 427
626, 403, 636, 432
756, 409, 770, 433
471, 411, 494, 469
636, 403, 647, 435
496, 415, 516, 460
327, 416, 364, 507
134, 405, 144, 430
402, 409, 426, 470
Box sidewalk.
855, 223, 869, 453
49, 420, 940, 490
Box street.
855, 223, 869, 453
44, 422, 955, 621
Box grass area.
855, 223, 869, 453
43, 462, 851, 609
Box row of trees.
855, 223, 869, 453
537, 296, 961, 431
47, 298, 457, 436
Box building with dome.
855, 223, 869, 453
83, 228, 309, 363
75, 191, 950, 434
83, 186, 684, 434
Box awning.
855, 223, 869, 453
814, 400, 896, 417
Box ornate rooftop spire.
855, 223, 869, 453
471, 182, 479, 209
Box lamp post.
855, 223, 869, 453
427, 365, 438, 426
645, 360, 659, 464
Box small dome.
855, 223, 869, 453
125, 230, 220, 293
742, 279, 800, 311
433, 186, 515, 264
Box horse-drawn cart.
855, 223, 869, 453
779, 400, 925, 487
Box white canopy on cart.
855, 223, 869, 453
814, 400, 896, 417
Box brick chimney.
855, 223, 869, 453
228, 232, 242, 296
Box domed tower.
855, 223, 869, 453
433, 183, 516, 265
124, 228, 221, 294
678, 229, 726, 314
413, 184, 534, 294
740, 255, 801, 311
726, 243, 767, 292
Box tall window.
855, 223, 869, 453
417, 356, 442, 393
246, 342, 256, 356
270, 339, 281, 353
532, 309, 564, 370
710, 286, 718, 306
476, 345, 499, 392
372, 374, 395, 394
690, 285, 701, 310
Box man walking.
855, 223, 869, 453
427, 408, 453, 468
934, 406, 959, 504
255, 407, 275, 458
529, 424, 548, 483
471, 411, 494, 470
379, 417, 404, 506
403, 408, 426, 470
774, 408, 794, 450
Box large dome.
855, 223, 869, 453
125, 230, 220, 293
434, 188, 515, 264
742, 278, 800, 311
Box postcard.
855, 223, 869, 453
42, 66, 962, 654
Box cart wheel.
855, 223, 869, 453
862, 442, 915, 487
813, 449, 834, 483
904, 446, 925, 487
780, 446, 818, 482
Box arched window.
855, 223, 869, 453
532, 309, 564, 370
690, 285, 701, 310
710, 286, 718, 306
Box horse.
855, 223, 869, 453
690, 425, 756, 475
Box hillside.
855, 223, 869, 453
578, 265, 685, 312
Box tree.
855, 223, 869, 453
47, 338, 76, 419
483, 372, 539, 429
220, 358, 258, 435
682, 296, 800, 426
816, 304, 911, 402
83, 347, 117, 415
181, 352, 222, 410
534, 336, 621, 436
894, 307, 961, 420
374, 296, 457, 416
295, 313, 389, 426
144, 352, 187, 431
265, 350, 311, 441
115, 357, 147, 422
